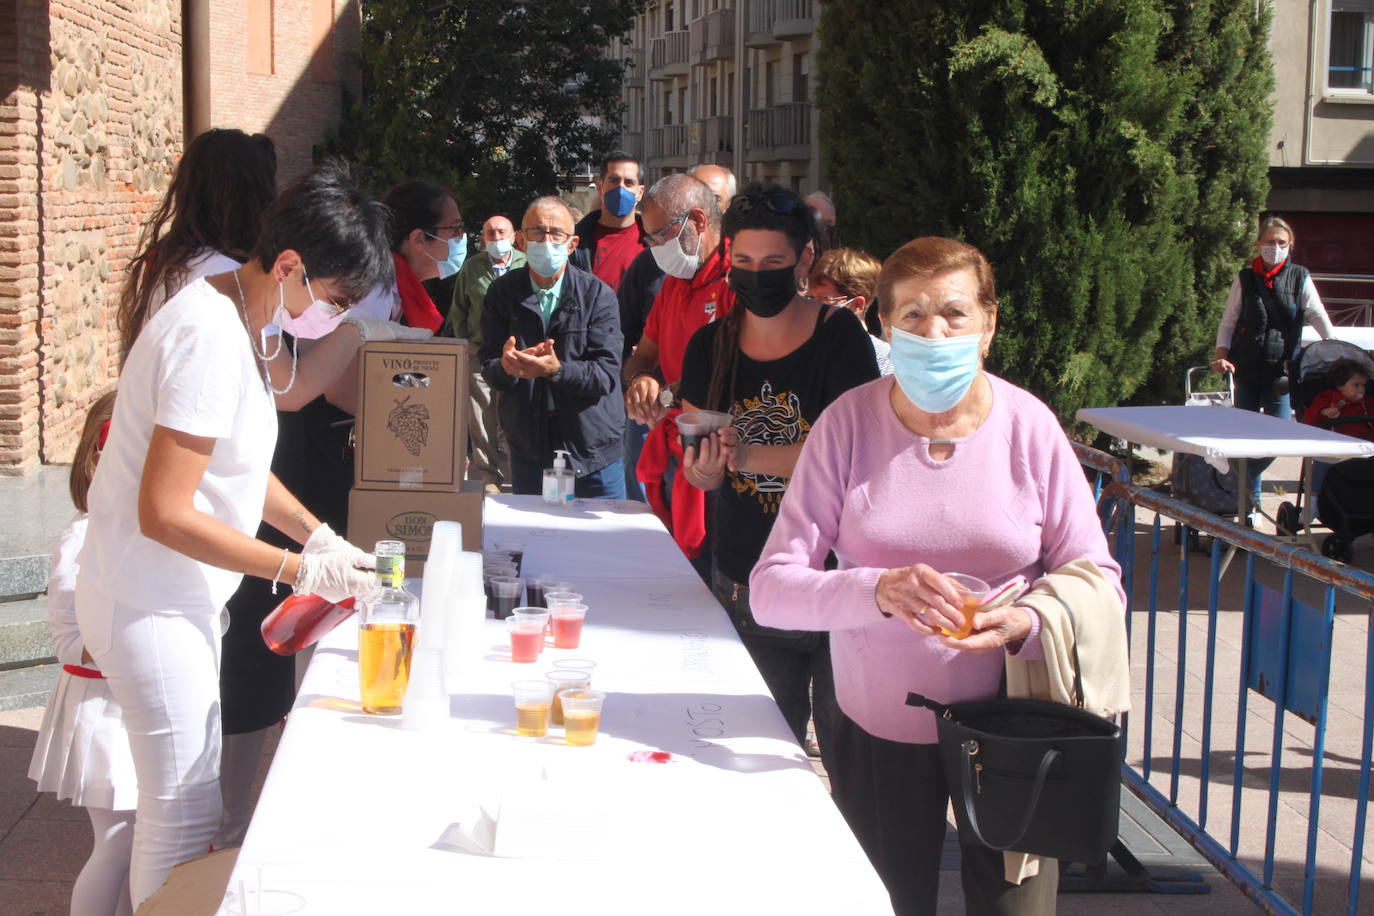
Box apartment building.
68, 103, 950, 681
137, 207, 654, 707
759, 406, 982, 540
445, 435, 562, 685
612, 0, 821, 193
1269, 1, 1374, 319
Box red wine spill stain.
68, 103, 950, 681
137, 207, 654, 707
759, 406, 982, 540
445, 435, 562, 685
627, 750, 673, 764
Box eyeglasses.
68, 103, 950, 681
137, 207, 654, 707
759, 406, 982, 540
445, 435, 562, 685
521, 226, 571, 243
432, 221, 467, 237
731, 188, 802, 215
644, 213, 688, 247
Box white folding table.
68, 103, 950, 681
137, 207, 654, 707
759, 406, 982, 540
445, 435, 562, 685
216, 496, 891, 915
1077, 406, 1374, 558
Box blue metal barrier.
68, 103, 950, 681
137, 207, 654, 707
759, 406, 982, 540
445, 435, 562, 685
1074, 442, 1374, 915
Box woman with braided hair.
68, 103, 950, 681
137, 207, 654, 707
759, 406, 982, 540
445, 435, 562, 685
678, 182, 879, 759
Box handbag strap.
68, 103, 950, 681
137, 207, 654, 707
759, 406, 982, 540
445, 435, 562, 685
1045, 594, 1086, 709
959, 739, 1062, 851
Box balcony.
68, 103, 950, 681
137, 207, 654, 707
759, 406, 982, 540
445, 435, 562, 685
649, 30, 690, 80
745, 101, 811, 161
746, 0, 814, 47
647, 124, 690, 164
697, 115, 735, 162
625, 46, 646, 88
690, 8, 736, 65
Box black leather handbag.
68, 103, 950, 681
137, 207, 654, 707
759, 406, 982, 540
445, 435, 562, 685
905, 597, 1121, 864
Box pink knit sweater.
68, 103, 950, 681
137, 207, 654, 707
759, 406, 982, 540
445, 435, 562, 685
749, 374, 1123, 743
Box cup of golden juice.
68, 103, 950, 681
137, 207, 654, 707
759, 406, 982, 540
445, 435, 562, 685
545, 670, 591, 725
937, 572, 990, 640
512, 680, 554, 737
560, 689, 606, 746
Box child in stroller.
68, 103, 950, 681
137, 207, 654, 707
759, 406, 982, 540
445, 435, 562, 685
1295, 348, 1374, 561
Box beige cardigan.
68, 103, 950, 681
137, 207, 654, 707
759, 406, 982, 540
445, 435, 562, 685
1000, 557, 1130, 882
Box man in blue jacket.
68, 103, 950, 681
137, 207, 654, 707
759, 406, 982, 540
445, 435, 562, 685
479, 196, 626, 498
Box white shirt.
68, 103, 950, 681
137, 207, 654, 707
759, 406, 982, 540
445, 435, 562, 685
146, 248, 241, 320
47, 515, 88, 667
79, 278, 278, 611
1215, 272, 1334, 349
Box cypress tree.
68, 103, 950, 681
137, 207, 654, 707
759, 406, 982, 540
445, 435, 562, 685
818, 0, 1271, 421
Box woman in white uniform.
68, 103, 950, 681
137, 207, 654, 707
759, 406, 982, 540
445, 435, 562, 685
77, 161, 391, 907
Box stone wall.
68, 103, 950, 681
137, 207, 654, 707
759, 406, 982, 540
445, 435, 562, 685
0, 0, 181, 472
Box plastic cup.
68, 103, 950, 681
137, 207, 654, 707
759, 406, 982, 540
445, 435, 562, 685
552, 658, 596, 685
546, 669, 592, 725
560, 689, 606, 746
938, 572, 990, 640
675, 410, 732, 452
494, 541, 526, 576
512, 680, 554, 736
489, 576, 525, 619
512, 608, 550, 654
507, 616, 544, 663
550, 604, 587, 649
545, 591, 583, 610
527, 576, 572, 609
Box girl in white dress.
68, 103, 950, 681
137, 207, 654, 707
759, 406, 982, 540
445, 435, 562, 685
28, 391, 135, 916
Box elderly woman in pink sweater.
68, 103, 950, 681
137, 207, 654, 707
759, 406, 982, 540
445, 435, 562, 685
750, 237, 1123, 916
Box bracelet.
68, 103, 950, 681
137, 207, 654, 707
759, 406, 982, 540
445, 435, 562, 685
271, 548, 291, 595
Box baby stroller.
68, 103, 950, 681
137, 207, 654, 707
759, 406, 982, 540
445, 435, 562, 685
1285, 339, 1374, 561
1171, 367, 1238, 549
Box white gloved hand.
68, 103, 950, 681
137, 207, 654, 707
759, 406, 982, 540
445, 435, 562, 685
343, 318, 434, 343
301, 523, 374, 571
295, 549, 376, 603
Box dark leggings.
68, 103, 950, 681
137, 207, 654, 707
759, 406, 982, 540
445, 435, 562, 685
826, 711, 1059, 916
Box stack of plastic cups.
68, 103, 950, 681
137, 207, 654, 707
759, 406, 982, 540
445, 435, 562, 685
444, 551, 488, 681
403, 521, 462, 731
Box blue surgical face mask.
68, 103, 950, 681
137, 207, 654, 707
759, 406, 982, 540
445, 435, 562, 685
485, 237, 513, 261
526, 240, 569, 278
603, 185, 637, 218
889, 327, 983, 414
425, 232, 467, 279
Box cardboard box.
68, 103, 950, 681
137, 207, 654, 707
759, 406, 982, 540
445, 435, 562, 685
347, 483, 485, 577
355, 339, 470, 491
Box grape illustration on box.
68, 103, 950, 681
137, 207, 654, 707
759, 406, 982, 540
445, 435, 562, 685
388, 396, 430, 456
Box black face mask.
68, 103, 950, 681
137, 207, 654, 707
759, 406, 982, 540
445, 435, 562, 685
728, 264, 797, 318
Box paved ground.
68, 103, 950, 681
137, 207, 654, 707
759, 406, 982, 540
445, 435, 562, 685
0, 456, 1352, 914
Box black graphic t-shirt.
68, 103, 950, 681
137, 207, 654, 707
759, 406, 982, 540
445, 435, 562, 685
680, 305, 880, 583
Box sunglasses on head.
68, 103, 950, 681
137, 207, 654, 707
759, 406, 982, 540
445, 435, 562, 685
732, 188, 803, 216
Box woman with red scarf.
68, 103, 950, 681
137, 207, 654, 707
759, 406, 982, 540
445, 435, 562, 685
1211, 216, 1334, 519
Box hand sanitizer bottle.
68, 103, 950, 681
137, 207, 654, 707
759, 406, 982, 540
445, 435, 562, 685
543, 449, 575, 504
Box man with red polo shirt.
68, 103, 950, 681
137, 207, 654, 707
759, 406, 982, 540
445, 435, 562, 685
623, 174, 733, 576
570, 151, 649, 291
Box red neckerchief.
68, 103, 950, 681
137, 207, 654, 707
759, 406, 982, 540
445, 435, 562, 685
391, 252, 443, 332
1251, 256, 1287, 290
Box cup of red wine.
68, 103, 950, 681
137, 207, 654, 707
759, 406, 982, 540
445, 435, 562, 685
676, 410, 732, 454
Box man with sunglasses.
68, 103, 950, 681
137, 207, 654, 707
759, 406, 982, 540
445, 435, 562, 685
622, 173, 734, 578
478, 197, 627, 498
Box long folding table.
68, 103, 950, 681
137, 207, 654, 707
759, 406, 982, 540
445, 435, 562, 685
216, 495, 891, 915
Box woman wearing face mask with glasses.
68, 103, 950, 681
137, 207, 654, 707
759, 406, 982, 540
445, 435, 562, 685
1211, 216, 1334, 521
746, 237, 1128, 915
678, 182, 880, 760
76, 162, 393, 908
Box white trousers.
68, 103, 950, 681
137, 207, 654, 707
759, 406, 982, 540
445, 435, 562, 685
76, 589, 224, 909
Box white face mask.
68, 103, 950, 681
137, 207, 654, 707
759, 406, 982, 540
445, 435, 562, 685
1259, 242, 1290, 268
649, 217, 702, 279
272, 269, 345, 340
485, 237, 513, 261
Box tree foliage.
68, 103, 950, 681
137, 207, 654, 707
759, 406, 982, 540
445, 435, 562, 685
817, 0, 1273, 421
328, 1, 642, 227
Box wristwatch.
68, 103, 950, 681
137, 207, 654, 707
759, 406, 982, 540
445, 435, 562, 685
549, 366, 564, 383
658, 386, 677, 409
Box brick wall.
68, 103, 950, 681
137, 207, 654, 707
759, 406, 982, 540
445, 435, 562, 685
208, 0, 361, 183
0, 0, 360, 474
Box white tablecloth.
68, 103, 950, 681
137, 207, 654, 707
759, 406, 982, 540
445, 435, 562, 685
1301, 326, 1374, 349
1077, 405, 1374, 472
219, 496, 891, 915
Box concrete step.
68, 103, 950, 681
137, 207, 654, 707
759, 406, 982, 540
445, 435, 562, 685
0, 596, 53, 668
0, 554, 49, 601
0, 662, 57, 712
